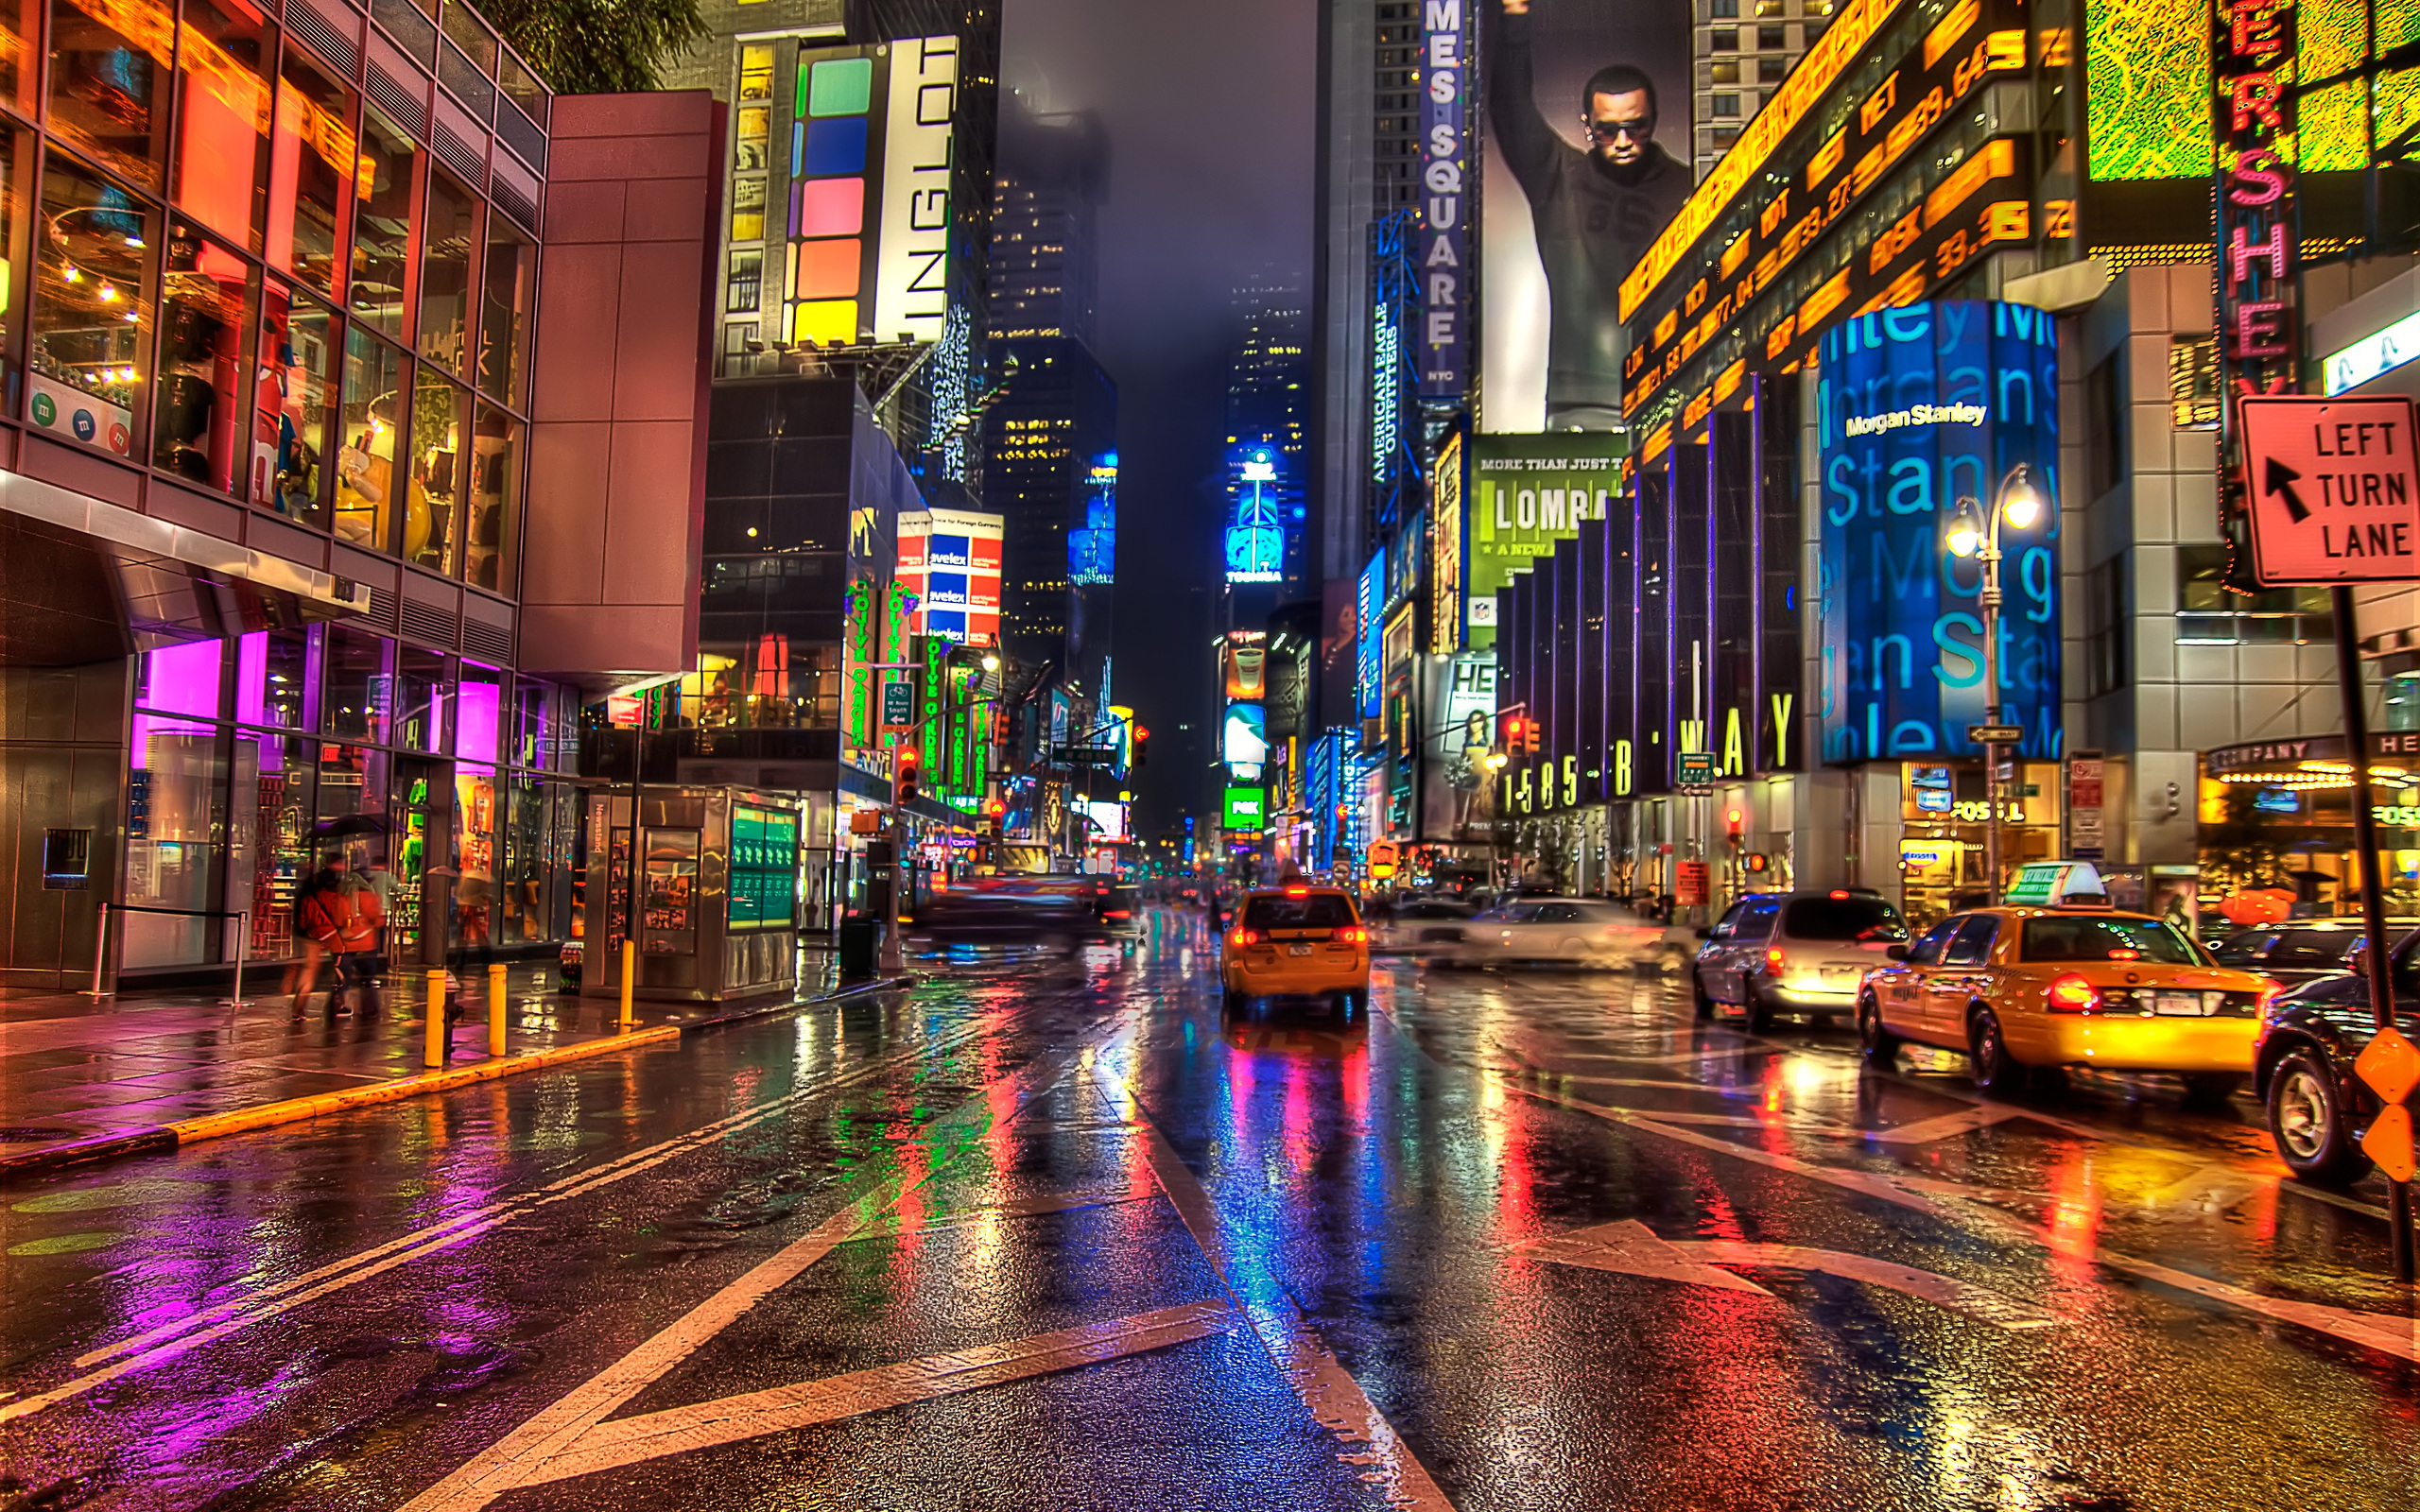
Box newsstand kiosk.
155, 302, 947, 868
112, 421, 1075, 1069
580, 784, 803, 1004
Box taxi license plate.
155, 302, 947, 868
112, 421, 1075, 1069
2152, 991, 2208, 1017
1288, 944, 1314, 956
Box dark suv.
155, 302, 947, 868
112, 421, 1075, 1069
2213, 918, 2420, 988
2255, 928, 2420, 1185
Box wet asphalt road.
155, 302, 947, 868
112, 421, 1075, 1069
2, 906, 2416, 1511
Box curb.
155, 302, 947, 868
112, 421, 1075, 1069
0, 974, 921, 1185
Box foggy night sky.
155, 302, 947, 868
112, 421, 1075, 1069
1000, 0, 1314, 840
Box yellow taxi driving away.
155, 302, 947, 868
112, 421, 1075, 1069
1856, 905, 2278, 1102
1222, 885, 1371, 1014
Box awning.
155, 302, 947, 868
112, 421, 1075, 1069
0, 467, 369, 665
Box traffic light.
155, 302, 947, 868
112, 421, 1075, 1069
1132, 724, 1150, 768
895, 747, 921, 807
1725, 804, 1746, 842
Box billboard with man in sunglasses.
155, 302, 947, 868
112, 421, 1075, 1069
1483, 0, 1691, 433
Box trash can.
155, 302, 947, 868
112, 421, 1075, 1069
838, 914, 877, 979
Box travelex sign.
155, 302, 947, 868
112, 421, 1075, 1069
1817, 301, 2063, 763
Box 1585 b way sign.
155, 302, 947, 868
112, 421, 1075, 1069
2238, 395, 2420, 584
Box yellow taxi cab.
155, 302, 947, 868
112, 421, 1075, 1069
1855, 904, 2279, 1101
1221, 885, 1371, 1013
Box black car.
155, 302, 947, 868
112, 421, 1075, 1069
2212, 918, 2420, 988
2255, 930, 2420, 1185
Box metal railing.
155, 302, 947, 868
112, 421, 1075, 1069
85, 903, 254, 1005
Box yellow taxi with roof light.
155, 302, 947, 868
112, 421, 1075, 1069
1855, 902, 2279, 1102
1221, 885, 1371, 1014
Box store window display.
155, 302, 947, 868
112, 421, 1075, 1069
322, 627, 388, 744
476, 216, 530, 404
153, 224, 256, 489
172, 0, 271, 251
233, 626, 308, 728
465, 403, 516, 592
394, 644, 445, 752
268, 52, 353, 299
252, 281, 335, 523
335, 324, 400, 547
406, 368, 462, 575
417, 169, 475, 376
350, 112, 414, 342
30, 147, 155, 458
46, 0, 171, 193
231, 729, 315, 960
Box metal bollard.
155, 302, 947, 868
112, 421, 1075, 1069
85, 902, 111, 998
425, 969, 446, 1068
489, 962, 507, 1057
619, 939, 636, 1031
225, 911, 251, 1006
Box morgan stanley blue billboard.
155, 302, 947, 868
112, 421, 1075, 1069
1816, 301, 2062, 765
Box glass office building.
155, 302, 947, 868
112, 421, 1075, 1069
0, 0, 596, 986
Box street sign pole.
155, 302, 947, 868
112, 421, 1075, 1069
2332, 584, 2417, 1282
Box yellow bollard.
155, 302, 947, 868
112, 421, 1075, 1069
488, 962, 508, 1057
424, 969, 445, 1068
619, 939, 635, 1031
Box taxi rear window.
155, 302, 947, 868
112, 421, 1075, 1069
1243, 894, 1357, 930
2021, 916, 2203, 965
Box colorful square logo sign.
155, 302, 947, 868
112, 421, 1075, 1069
787, 51, 873, 347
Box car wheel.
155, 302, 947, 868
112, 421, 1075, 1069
1742, 983, 1775, 1036
2182, 1072, 2246, 1108
1690, 971, 1716, 1021
2266, 1050, 2374, 1186
1857, 994, 1900, 1064
1966, 1007, 2027, 1095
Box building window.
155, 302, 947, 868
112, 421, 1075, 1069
730, 176, 767, 243
349, 112, 416, 343
269, 51, 355, 302
29, 146, 155, 461
738, 43, 773, 103
155, 222, 258, 492
735, 104, 769, 172
1758, 23, 1787, 46
1712, 126, 1740, 147
2084, 351, 2124, 501
2083, 553, 2128, 697
1709, 60, 1740, 83
1710, 26, 1737, 48
405, 367, 464, 576
334, 325, 401, 551
255, 280, 337, 525
417, 169, 478, 377
1754, 0, 1786, 13
1712, 93, 1739, 117
1803, 15, 1828, 37
48, 0, 170, 192
476, 218, 533, 405
1710, 0, 1737, 14
174, 0, 272, 251
2169, 335, 2220, 427
465, 404, 519, 593
727, 249, 763, 313
1758, 57, 1789, 82
2178, 544, 2333, 643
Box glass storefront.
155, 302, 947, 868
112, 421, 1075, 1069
1893, 760, 2065, 928
2200, 738, 2420, 919
124, 625, 581, 971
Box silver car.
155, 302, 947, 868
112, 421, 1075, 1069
1692, 888, 1910, 1031
1449, 898, 1665, 969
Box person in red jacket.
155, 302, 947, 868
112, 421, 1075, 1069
298, 854, 386, 1020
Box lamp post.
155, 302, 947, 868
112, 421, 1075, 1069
1945, 463, 2047, 905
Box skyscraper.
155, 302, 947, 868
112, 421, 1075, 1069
1221, 275, 1311, 624
980, 338, 1118, 689
989, 99, 1108, 345
1694, 0, 1831, 179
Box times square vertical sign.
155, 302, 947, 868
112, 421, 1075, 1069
1420, 0, 1469, 398
2214, 0, 2301, 585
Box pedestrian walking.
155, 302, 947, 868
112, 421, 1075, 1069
291, 851, 347, 1016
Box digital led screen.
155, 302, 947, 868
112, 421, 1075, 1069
1223, 785, 1265, 832
1815, 301, 2062, 762
1356, 548, 1385, 719
1222, 700, 1268, 771
1226, 445, 1288, 583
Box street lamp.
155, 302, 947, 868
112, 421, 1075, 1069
1945, 462, 2048, 905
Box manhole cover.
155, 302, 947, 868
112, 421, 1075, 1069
0, 1127, 79, 1143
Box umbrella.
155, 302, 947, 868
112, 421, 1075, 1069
312, 814, 388, 839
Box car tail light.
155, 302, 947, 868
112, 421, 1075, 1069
1105, 909, 1130, 919
1339, 925, 1367, 943
2046, 974, 2100, 1012
1766, 946, 1785, 972
1285, 885, 1308, 897
1233, 929, 1260, 946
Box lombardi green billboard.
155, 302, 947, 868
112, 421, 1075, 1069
1466, 434, 1626, 650
1815, 301, 2062, 763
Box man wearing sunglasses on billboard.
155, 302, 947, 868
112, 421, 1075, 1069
1491, 0, 1688, 431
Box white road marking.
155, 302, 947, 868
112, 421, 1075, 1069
1869, 1105, 2031, 1144
3, 1002, 1026, 1424
2143, 1164, 2266, 1216
510, 1304, 1238, 1487
1518, 1219, 1772, 1296
399, 1025, 1102, 1511
1528, 1085, 2420, 1364
1092, 1060, 1455, 1512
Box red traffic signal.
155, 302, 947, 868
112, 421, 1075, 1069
895, 747, 922, 806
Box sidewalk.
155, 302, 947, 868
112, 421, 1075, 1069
0, 955, 883, 1177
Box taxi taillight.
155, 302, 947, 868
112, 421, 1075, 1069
2046, 974, 2100, 1012
1766, 946, 1785, 972
1232, 929, 1260, 947
1339, 926, 1367, 944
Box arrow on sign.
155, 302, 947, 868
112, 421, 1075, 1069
2265, 455, 2312, 524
